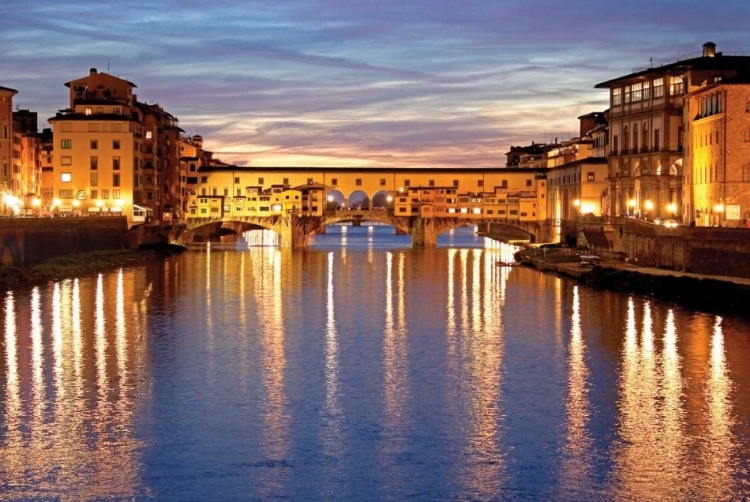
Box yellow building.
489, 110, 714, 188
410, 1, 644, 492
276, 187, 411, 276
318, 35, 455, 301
595, 42, 750, 222
0, 86, 18, 212
684, 79, 750, 226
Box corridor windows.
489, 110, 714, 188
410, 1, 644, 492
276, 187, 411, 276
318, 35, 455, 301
612, 88, 622, 106
653, 78, 664, 98
632, 82, 643, 101
670, 76, 684, 95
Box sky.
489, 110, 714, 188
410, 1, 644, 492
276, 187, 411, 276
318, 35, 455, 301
3, 1, 750, 167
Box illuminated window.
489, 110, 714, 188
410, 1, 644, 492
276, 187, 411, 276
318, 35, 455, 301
146, 130, 153, 139
643, 81, 650, 100
632, 82, 643, 101
653, 78, 664, 98
670, 76, 684, 95
61, 172, 72, 182
612, 88, 622, 106
85, 107, 92, 115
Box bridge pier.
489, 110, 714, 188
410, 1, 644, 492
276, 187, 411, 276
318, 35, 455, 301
411, 217, 437, 247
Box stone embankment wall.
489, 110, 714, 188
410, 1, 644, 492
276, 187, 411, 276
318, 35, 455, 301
620, 219, 750, 278
0, 217, 128, 267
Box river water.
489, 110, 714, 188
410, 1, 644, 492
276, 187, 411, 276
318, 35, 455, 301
1, 225, 749, 501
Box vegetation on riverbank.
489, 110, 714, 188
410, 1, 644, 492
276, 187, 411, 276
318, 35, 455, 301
0, 244, 185, 292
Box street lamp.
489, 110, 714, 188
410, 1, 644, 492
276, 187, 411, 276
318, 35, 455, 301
628, 199, 636, 216
644, 200, 653, 219
714, 203, 724, 226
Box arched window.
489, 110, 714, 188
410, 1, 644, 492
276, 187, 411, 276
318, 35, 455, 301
642, 123, 649, 151
633, 123, 639, 152
623, 125, 629, 155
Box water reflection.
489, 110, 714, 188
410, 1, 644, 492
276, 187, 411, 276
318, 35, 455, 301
558, 286, 593, 498
0, 272, 146, 500
1, 227, 750, 500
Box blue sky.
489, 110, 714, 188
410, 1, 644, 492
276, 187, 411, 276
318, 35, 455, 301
3, 0, 750, 166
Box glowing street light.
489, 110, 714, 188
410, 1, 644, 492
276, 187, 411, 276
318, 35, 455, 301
667, 202, 677, 214
644, 200, 654, 211
573, 199, 581, 207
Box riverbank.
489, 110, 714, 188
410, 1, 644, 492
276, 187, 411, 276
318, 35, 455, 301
515, 246, 750, 317
0, 244, 186, 293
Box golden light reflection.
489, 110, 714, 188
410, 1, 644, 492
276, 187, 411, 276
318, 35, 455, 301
613, 301, 687, 499
0, 271, 147, 499
4, 292, 21, 439
322, 251, 343, 460
458, 249, 506, 499
256, 248, 290, 497
382, 251, 410, 428
559, 286, 593, 495
702, 316, 736, 498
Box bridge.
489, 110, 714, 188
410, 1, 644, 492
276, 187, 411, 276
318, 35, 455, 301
181, 209, 539, 248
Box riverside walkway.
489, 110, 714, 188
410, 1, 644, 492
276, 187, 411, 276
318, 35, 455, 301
516, 245, 750, 287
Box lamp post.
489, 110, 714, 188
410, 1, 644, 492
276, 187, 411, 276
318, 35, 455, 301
627, 199, 636, 217
644, 200, 653, 220
714, 203, 724, 227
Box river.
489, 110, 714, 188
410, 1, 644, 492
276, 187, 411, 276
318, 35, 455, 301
1, 225, 749, 501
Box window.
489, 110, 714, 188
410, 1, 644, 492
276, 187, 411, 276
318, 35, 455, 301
355, 179, 362, 186
234, 177, 240, 184
501, 180, 508, 188
612, 87, 622, 106
201, 176, 208, 183
744, 164, 750, 181
146, 130, 153, 139
653, 78, 664, 98
654, 129, 660, 150
59, 189, 73, 199
91, 190, 98, 199
670, 76, 684, 96
587, 172, 595, 181
624, 85, 631, 104
632, 82, 643, 102
114, 190, 121, 199
477, 179, 483, 187
526, 179, 532, 187
90, 156, 98, 170
429, 180, 435, 187
113, 140, 120, 149
258, 177, 264, 185
85, 107, 92, 115
453, 180, 459, 187
61, 156, 72, 166
404, 179, 410, 187
61, 139, 72, 149
90, 172, 98, 186
380, 179, 386, 186
643, 80, 651, 100
90, 139, 98, 149
331, 178, 337, 186
113, 173, 121, 187
113, 108, 120, 114
97, 107, 103, 114
102, 189, 109, 199
61, 172, 72, 183
113, 156, 120, 170
613, 134, 619, 154
283, 178, 289, 185
190, 163, 196, 172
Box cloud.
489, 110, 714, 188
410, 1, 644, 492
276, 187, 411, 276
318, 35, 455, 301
3, 0, 749, 165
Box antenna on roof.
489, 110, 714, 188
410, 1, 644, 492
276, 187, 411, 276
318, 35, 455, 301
107, 58, 110, 73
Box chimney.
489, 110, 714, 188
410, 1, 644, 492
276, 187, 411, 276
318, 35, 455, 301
703, 42, 716, 58
90, 67, 98, 75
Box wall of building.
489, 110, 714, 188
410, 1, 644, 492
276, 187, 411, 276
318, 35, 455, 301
0, 217, 127, 267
